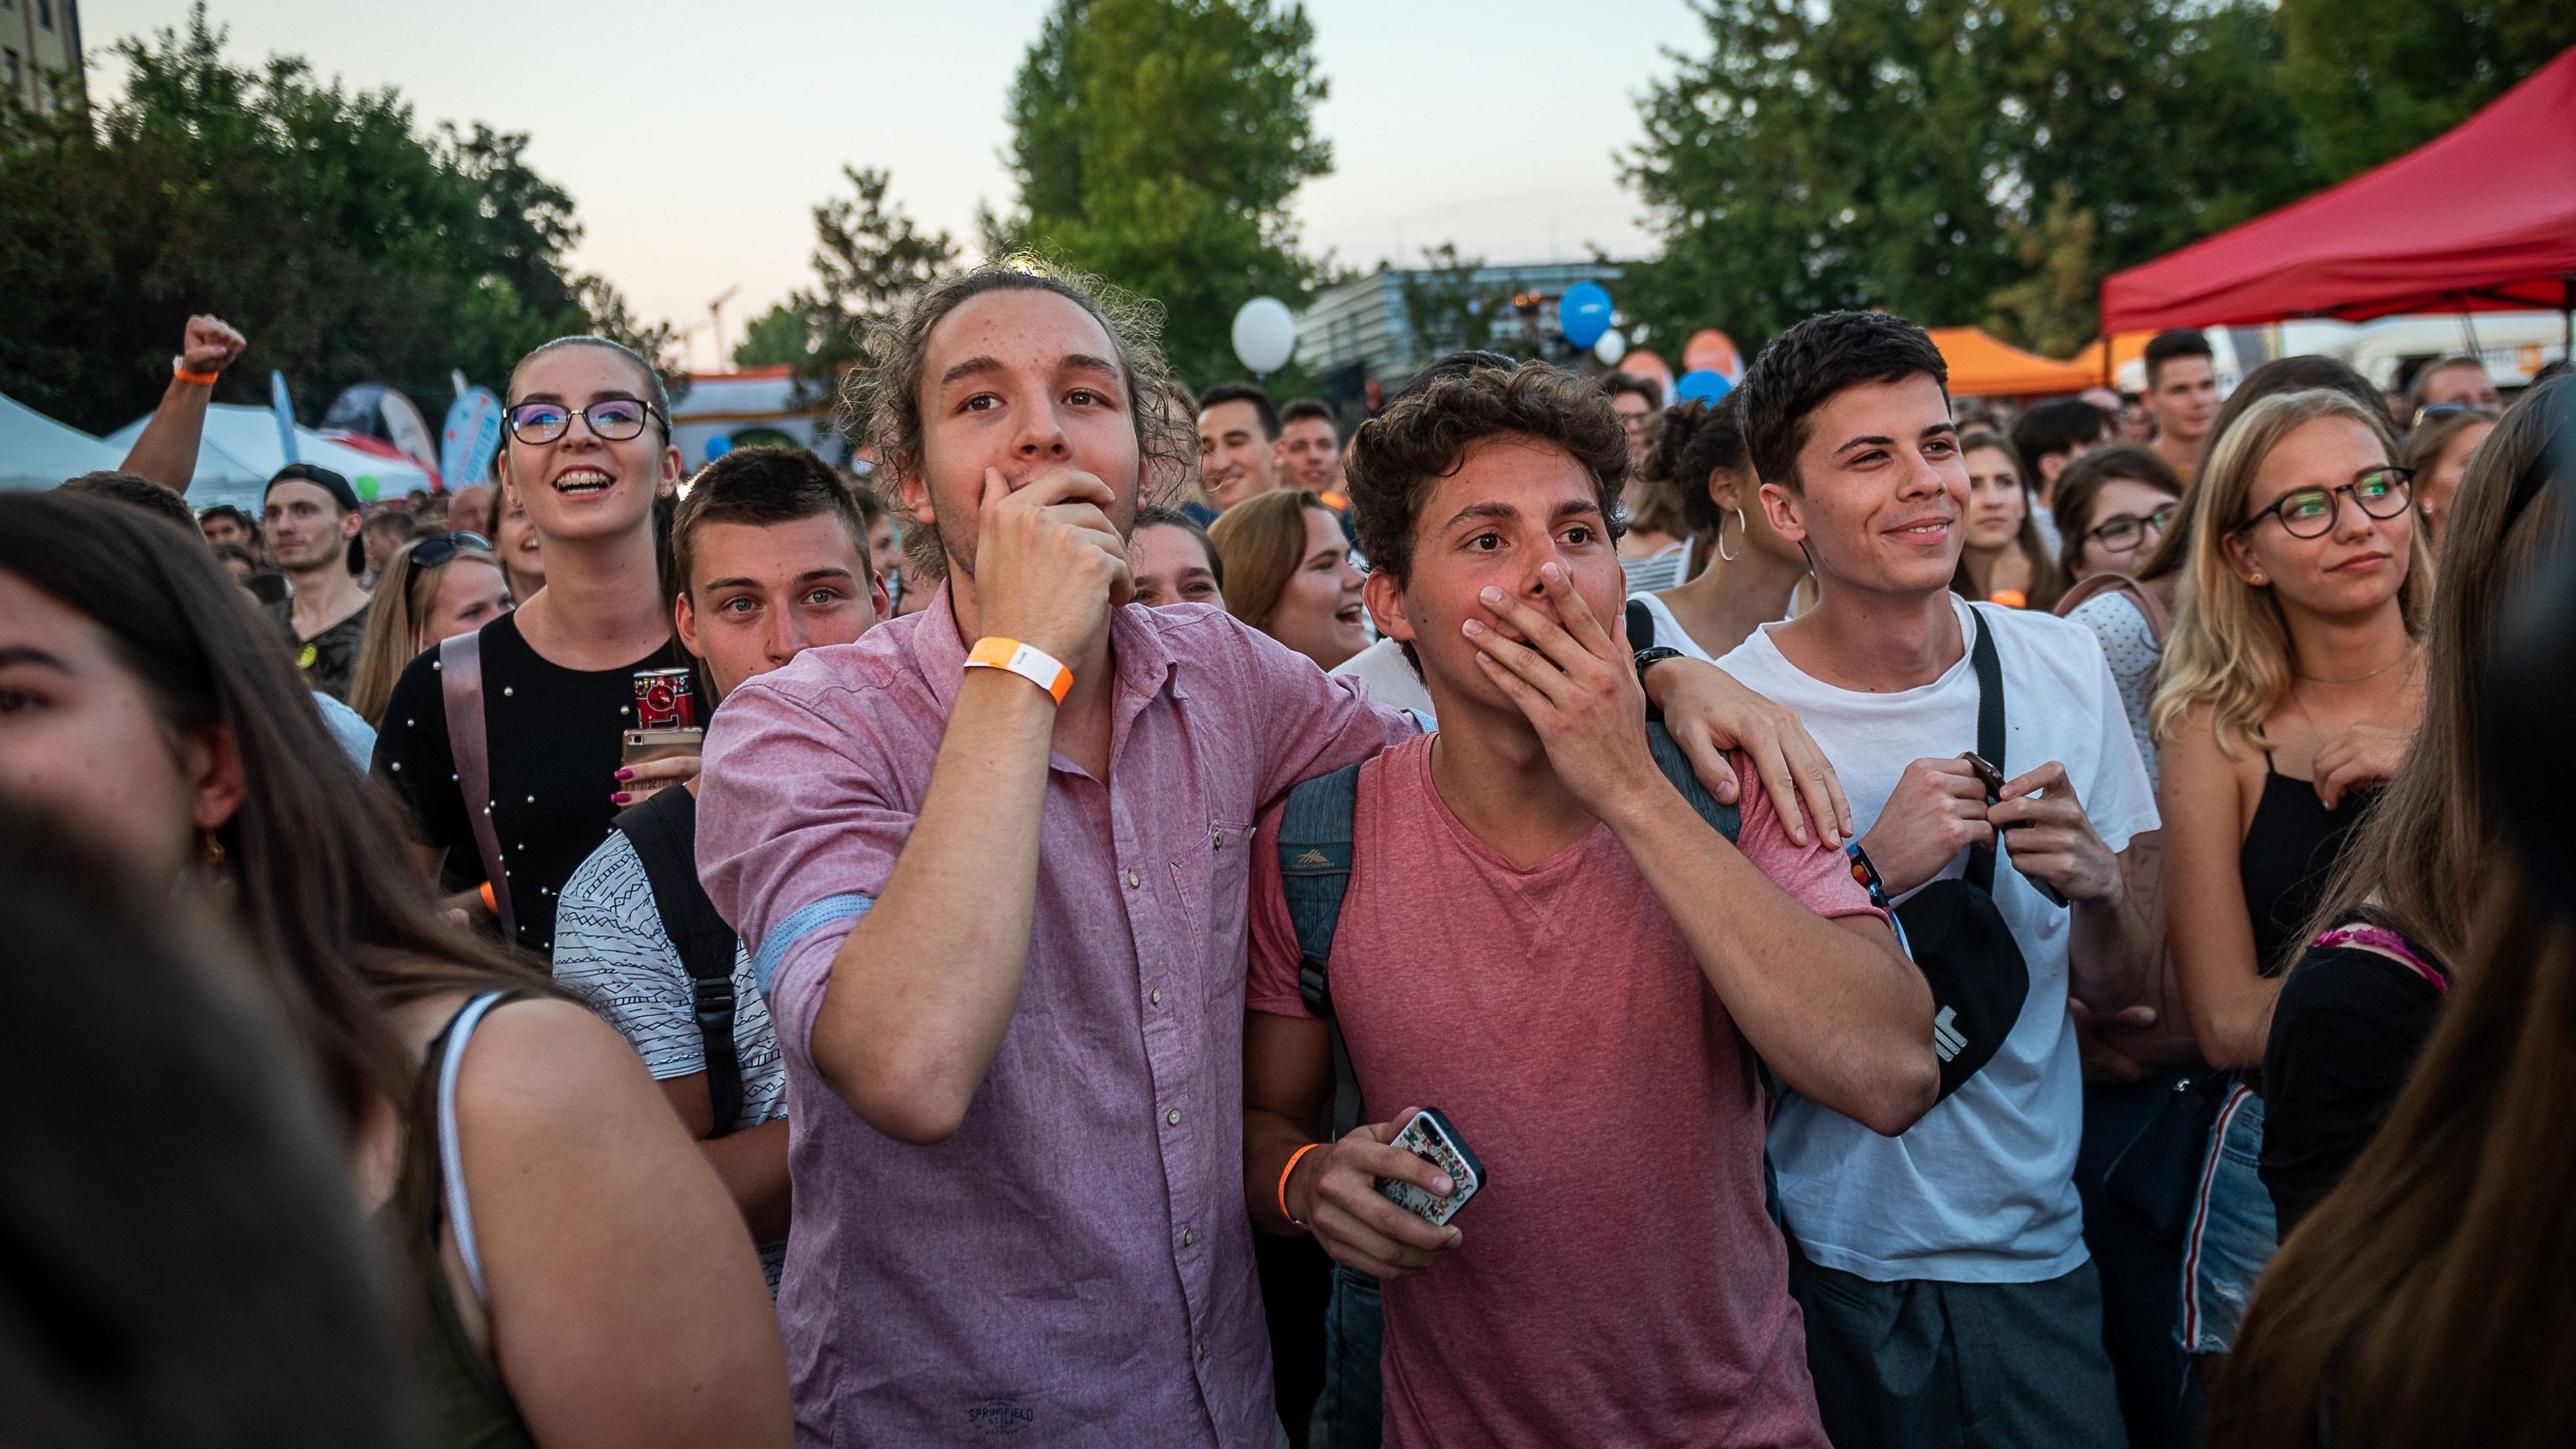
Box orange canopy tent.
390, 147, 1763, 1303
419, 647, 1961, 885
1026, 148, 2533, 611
2066, 332, 2154, 387
1927, 327, 2097, 398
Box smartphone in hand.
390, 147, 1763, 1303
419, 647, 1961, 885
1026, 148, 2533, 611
1961, 752, 2069, 906
1376, 1107, 1488, 1228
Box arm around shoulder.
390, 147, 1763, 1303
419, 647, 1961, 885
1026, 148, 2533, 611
453, 999, 791, 1449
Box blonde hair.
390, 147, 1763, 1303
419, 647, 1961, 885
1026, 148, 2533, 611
1208, 489, 1326, 630
2149, 389, 2429, 753
347, 537, 501, 726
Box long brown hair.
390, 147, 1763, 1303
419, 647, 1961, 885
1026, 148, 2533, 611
0, 494, 545, 1134
2148, 390, 2430, 753
1208, 487, 1327, 629
346, 535, 502, 726
2290, 377, 2570, 971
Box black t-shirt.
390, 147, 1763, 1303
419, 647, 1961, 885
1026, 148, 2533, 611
371, 612, 689, 957
2259, 940, 2447, 1235
265, 596, 372, 703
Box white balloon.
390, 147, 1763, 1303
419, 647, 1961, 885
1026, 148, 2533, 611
1595, 328, 1626, 366
1231, 296, 1297, 374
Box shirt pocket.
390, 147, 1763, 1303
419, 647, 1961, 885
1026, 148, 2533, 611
1176, 817, 1257, 985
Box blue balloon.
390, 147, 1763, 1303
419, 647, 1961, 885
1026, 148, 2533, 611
1675, 369, 1734, 403
703, 435, 734, 461
1558, 281, 1613, 350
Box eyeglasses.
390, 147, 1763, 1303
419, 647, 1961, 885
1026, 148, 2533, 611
503, 398, 665, 446
409, 532, 491, 569
2410, 402, 2499, 427
2234, 467, 2415, 539
2085, 502, 2177, 553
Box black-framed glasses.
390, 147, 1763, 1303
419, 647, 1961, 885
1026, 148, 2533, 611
409, 531, 491, 569
503, 397, 665, 446
2085, 502, 2177, 553
2235, 467, 2415, 539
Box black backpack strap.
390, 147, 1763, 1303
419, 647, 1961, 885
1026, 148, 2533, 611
1646, 720, 1741, 843
1965, 604, 2006, 894
1625, 597, 1656, 651
612, 787, 745, 1138
1278, 761, 1365, 1135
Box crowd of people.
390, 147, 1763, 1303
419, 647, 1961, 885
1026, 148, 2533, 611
6, 267, 2573, 1449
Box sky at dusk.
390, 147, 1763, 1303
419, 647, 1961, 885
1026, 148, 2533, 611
87, 1, 1712, 370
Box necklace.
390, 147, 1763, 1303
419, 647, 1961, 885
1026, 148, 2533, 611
2297, 645, 2415, 685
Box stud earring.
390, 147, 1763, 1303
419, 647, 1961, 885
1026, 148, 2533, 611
203, 830, 226, 868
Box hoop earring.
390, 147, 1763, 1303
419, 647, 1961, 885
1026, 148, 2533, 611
1717, 506, 1746, 563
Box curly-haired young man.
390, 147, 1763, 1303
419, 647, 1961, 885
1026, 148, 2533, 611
1241, 356, 1931, 1449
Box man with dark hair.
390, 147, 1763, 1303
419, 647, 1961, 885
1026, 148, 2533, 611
1277, 398, 1344, 496
358, 508, 421, 588
1247, 357, 1931, 1448
260, 464, 372, 701
2141, 330, 2219, 478
1599, 370, 1662, 472
59, 471, 201, 533
2404, 353, 2502, 418
1721, 309, 2155, 1449
2009, 399, 2111, 556
1198, 380, 1284, 510
197, 502, 258, 552
555, 445, 884, 1290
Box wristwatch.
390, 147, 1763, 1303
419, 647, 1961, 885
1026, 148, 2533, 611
1633, 646, 1685, 683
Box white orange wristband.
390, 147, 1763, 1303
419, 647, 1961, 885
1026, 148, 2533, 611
964, 636, 1073, 705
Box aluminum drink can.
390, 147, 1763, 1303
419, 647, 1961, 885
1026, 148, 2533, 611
633, 667, 699, 731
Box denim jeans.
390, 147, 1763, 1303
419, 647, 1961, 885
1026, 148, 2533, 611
1314, 1264, 1382, 1449
2180, 1083, 2277, 1354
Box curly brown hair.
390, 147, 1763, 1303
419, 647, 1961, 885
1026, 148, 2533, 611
841, 254, 1190, 579
1345, 357, 1630, 588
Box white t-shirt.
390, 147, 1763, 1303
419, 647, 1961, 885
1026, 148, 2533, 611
555, 828, 789, 1288
1623, 591, 1717, 663
1619, 540, 1692, 595
1717, 595, 2158, 1284
1331, 636, 1439, 721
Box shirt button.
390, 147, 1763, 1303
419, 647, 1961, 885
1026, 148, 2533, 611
1165, 1107, 1182, 1127
1181, 1227, 1196, 1247
1126, 869, 1142, 889
1196, 1340, 1208, 1363
1149, 986, 1163, 1007
1212, 829, 1226, 849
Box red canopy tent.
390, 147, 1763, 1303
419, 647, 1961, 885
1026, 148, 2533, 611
2100, 47, 2576, 334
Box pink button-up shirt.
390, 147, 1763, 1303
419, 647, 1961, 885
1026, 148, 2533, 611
696, 590, 1413, 1447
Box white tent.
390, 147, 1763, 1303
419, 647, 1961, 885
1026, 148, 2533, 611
105, 403, 435, 514
1, 391, 125, 490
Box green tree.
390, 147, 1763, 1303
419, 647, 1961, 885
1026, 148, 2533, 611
2278, 0, 2574, 180
1397, 247, 1539, 366
993, 0, 1331, 385
1622, 0, 2315, 357
0, 5, 671, 434
732, 302, 813, 369
779, 165, 958, 404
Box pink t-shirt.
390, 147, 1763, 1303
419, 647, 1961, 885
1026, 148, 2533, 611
1249, 734, 1873, 1449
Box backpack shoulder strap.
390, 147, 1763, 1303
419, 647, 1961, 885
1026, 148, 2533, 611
613, 787, 745, 1137
1279, 762, 1364, 1019
1625, 597, 1656, 651
2056, 571, 2172, 644
1965, 604, 2005, 893
438, 630, 516, 944
1646, 720, 1740, 843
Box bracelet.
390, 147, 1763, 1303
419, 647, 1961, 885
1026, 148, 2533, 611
478, 880, 499, 916
963, 636, 1072, 704
172, 358, 222, 387
1844, 839, 1893, 912
1279, 1141, 1325, 1227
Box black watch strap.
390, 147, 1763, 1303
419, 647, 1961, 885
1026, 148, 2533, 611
1634, 646, 1685, 681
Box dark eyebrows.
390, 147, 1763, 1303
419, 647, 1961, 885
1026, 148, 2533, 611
0, 645, 73, 673
1440, 500, 1522, 532
698, 566, 863, 594
936, 356, 1006, 390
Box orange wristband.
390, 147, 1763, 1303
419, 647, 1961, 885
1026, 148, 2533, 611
173, 363, 221, 387
479, 880, 499, 916
963, 636, 1073, 704
1279, 1141, 1325, 1227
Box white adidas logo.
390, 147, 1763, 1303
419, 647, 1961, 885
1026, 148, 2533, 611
1933, 1005, 1966, 1062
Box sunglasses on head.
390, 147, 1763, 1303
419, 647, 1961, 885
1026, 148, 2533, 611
408, 532, 491, 569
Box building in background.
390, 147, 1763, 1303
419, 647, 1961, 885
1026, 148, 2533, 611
5, 0, 85, 116
1295, 260, 1625, 398
671, 365, 841, 471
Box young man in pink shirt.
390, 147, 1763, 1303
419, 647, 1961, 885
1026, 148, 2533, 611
1241, 357, 1938, 1448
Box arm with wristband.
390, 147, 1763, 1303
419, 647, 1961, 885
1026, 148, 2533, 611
800, 465, 1128, 1145
120, 314, 247, 496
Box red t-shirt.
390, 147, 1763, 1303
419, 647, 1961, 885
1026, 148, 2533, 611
1249, 735, 1871, 1449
